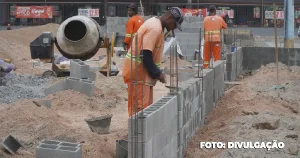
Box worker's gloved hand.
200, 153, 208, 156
123, 43, 128, 51
159, 73, 167, 83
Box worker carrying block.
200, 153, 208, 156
203, 5, 227, 68
123, 3, 144, 51
122, 7, 184, 117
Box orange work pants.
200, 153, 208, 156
126, 83, 153, 117
203, 41, 221, 69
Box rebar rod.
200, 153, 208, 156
273, 3, 280, 98
134, 33, 139, 158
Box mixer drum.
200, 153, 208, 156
55, 15, 102, 61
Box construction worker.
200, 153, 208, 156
203, 5, 227, 68
123, 3, 144, 51
122, 7, 184, 117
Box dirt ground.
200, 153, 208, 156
0, 24, 193, 157
0, 24, 59, 75
5, 23, 298, 158
185, 63, 300, 158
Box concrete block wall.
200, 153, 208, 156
128, 61, 225, 158
225, 47, 300, 82
242, 47, 300, 70
225, 48, 237, 81
36, 140, 82, 158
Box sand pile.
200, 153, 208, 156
0, 23, 59, 74
185, 63, 300, 158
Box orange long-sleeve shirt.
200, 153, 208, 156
124, 15, 144, 50
203, 15, 227, 42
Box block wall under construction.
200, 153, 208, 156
128, 60, 225, 158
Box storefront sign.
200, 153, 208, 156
180, 8, 207, 17
216, 10, 234, 18
254, 7, 260, 18
265, 11, 284, 19
15, 6, 53, 18
10, 6, 16, 16
78, 9, 99, 17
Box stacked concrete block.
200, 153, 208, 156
202, 68, 214, 116
226, 49, 237, 81
213, 60, 225, 103
68, 59, 95, 96
236, 47, 243, 76
242, 47, 300, 71
176, 77, 203, 158
70, 59, 96, 81
44, 59, 95, 96
36, 140, 82, 158
128, 57, 229, 158
128, 95, 178, 158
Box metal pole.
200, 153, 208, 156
197, 28, 201, 77
284, 0, 295, 48
261, 0, 264, 26
273, 3, 279, 98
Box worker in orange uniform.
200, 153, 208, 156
122, 7, 184, 117
203, 5, 227, 68
123, 3, 144, 51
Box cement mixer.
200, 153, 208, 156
30, 15, 114, 77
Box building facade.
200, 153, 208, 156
1, 0, 300, 27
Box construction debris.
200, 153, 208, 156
1, 135, 24, 155
85, 115, 113, 135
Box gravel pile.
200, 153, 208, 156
0, 74, 53, 104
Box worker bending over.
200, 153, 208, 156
122, 7, 184, 117
203, 5, 227, 68
123, 3, 144, 51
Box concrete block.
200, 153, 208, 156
36, 140, 82, 158
195, 78, 202, 95
178, 145, 183, 158
205, 95, 214, 116
204, 82, 214, 102
202, 102, 206, 120
152, 129, 166, 157
128, 139, 152, 158
182, 104, 187, 126
197, 109, 202, 127
177, 91, 184, 111
178, 110, 183, 129
1, 135, 23, 154
183, 87, 191, 107
66, 77, 81, 90
79, 79, 95, 97
187, 102, 192, 122
203, 69, 214, 89
163, 117, 178, 145
44, 80, 66, 96
225, 62, 233, 71
226, 53, 233, 62
164, 97, 178, 126
191, 95, 200, 116
236, 47, 243, 76
70, 59, 90, 79
170, 135, 178, 158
